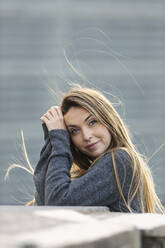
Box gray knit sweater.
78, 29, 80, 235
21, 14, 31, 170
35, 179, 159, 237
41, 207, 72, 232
33, 124, 141, 212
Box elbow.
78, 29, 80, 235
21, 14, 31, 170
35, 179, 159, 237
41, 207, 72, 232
44, 191, 59, 206
45, 197, 68, 206
44, 188, 69, 206
44, 195, 55, 206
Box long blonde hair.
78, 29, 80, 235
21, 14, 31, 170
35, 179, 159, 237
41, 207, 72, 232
61, 85, 164, 213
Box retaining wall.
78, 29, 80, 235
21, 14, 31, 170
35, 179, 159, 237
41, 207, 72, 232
1, 206, 165, 248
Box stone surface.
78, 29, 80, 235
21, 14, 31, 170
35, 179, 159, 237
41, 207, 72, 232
104, 213, 165, 237
0, 206, 139, 248
1, 206, 165, 248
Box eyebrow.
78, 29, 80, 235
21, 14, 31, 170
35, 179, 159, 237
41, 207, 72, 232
67, 114, 93, 128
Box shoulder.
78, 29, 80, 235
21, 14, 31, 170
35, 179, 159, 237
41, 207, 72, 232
97, 149, 132, 178
91, 149, 132, 173
99, 149, 131, 166
110, 149, 133, 181
113, 149, 132, 164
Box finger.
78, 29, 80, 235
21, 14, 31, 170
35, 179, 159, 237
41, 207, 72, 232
40, 118, 44, 124
48, 109, 55, 118
40, 116, 47, 123
43, 106, 57, 118
57, 107, 63, 119
49, 106, 59, 112
41, 109, 51, 119
51, 105, 59, 109
40, 114, 46, 120
49, 107, 58, 118
52, 106, 63, 118
44, 112, 53, 120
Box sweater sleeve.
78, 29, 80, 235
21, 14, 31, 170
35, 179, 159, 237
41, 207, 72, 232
39, 123, 50, 156
33, 124, 52, 205
44, 129, 140, 212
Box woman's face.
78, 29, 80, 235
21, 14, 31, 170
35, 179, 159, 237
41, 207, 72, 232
64, 106, 112, 159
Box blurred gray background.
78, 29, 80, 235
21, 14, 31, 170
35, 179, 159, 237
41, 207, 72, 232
0, 0, 165, 205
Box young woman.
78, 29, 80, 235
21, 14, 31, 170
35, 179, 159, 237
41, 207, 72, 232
33, 85, 164, 213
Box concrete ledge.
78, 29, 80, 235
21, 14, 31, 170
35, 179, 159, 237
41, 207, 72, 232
0, 206, 165, 248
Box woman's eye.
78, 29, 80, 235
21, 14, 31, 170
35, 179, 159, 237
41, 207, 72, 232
89, 119, 97, 126
70, 128, 79, 135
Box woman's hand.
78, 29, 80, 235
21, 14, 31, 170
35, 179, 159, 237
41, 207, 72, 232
40, 106, 66, 131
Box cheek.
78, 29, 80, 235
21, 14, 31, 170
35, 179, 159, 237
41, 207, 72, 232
107, 132, 112, 145
101, 127, 111, 144
71, 136, 82, 148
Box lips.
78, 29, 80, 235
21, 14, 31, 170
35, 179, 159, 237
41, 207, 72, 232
85, 141, 99, 150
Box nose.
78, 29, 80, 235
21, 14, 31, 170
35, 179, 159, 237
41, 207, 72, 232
82, 127, 92, 141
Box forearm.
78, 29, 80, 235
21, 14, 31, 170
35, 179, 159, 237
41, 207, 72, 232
34, 106, 67, 205
45, 154, 114, 206
40, 123, 50, 156
44, 130, 73, 205
33, 130, 52, 205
